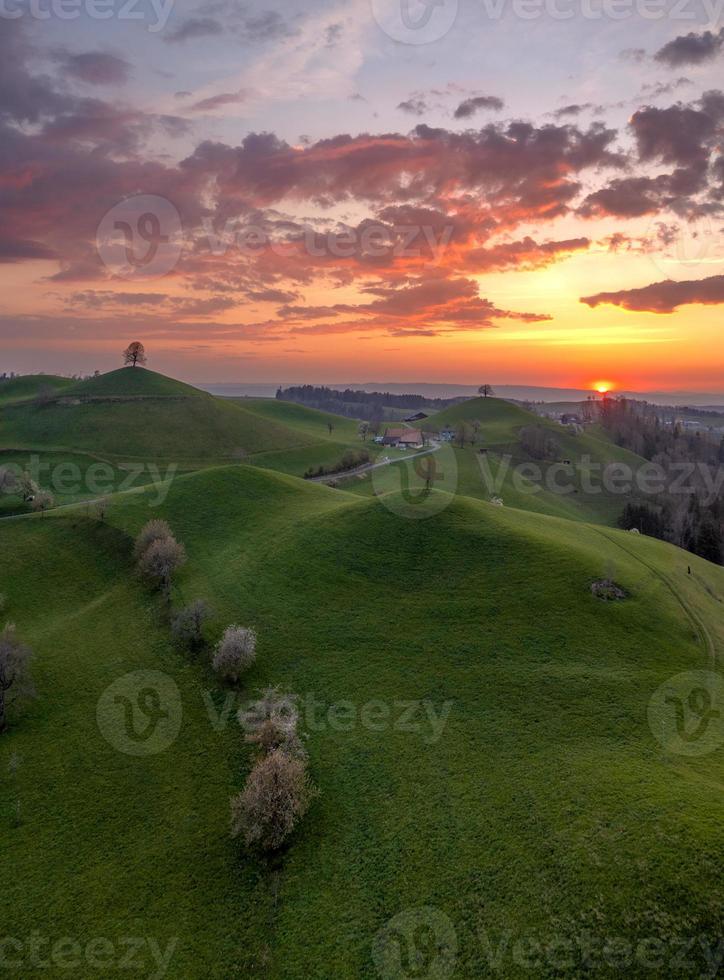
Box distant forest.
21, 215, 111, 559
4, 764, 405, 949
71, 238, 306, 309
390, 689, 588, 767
604, 398, 724, 565
276, 385, 466, 421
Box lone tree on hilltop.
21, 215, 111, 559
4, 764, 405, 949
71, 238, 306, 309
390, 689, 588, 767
478, 384, 495, 398
123, 341, 147, 368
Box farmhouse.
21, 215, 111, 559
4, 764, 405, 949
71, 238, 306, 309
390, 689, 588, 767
403, 411, 429, 423
382, 427, 424, 448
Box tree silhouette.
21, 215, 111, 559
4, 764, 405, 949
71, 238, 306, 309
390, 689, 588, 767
478, 384, 494, 398
123, 342, 147, 368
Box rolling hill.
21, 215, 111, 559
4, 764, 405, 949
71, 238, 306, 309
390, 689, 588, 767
0, 374, 74, 405
337, 396, 650, 526
1, 463, 723, 976
0, 368, 351, 467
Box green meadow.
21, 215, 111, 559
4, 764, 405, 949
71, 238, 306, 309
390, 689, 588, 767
1, 368, 723, 978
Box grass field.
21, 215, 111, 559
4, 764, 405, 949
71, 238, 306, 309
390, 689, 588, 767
2, 458, 723, 977
0, 375, 74, 406
0, 370, 377, 480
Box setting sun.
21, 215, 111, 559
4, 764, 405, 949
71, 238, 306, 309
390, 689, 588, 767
594, 382, 613, 395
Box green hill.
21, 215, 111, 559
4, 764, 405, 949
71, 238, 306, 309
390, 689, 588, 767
0, 374, 73, 405
0, 368, 323, 465
423, 395, 536, 443
64, 366, 204, 400
2, 464, 723, 976
339, 397, 649, 526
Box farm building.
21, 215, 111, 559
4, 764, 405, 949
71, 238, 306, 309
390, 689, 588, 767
382, 427, 424, 448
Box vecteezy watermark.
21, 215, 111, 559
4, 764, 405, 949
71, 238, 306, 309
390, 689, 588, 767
95, 196, 457, 281
648, 670, 724, 757
372, 907, 458, 978
201, 218, 455, 263
97, 670, 182, 756
474, 0, 723, 20
372, 443, 459, 520
477, 454, 724, 506
0, 933, 178, 978
97, 678, 455, 753
370, 0, 459, 44
0, 0, 174, 29
0, 456, 178, 507
646, 216, 724, 284
234, 692, 455, 745
373, 908, 724, 976
97, 195, 183, 281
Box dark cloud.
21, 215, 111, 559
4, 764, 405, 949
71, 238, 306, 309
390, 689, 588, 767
247, 288, 300, 303
620, 47, 646, 63
57, 51, 131, 86
324, 23, 343, 46
164, 17, 224, 44
655, 29, 724, 67
581, 274, 724, 313
553, 104, 593, 118
453, 95, 504, 119
397, 98, 428, 116
0, 238, 57, 262
239, 10, 294, 42
190, 91, 247, 112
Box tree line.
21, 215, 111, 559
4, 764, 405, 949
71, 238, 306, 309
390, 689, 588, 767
600, 397, 724, 565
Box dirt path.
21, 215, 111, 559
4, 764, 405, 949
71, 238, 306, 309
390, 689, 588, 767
307, 443, 441, 485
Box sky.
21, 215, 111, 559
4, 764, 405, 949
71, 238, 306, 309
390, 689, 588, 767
1, 0, 723, 389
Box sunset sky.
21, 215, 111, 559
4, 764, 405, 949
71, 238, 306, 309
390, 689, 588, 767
1, 0, 723, 389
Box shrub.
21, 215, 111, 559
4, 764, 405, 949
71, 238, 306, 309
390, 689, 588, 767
230, 749, 316, 851
133, 519, 173, 560
138, 536, 186, 593
239, 687, 305, 758
212, 625, 257, 682
0, 624, 34, 733
30, 490, 54, 513
171, 599, 211, 651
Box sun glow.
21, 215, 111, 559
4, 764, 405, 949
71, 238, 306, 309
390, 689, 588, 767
594, 381, 613, 395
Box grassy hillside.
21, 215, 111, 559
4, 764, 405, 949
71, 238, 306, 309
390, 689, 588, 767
0, 369, 319, 465
0, 371, 378, 481
0, 374, 73, 405
337, 397, 650, 525
422, 395, 536, 443
2, 465, 723, 976
238, 398, 359, 442
64, 367, 203, 400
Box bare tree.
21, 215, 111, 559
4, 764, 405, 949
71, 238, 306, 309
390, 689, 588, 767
18, 471, 39, 503
212, 625, 257, 682
0, 624, 33, 734
239, 687, 305, 758
358, 421, 369, 441
31, 490, 54, 514
133, 519, 173, 560
171, 599, 211, 652
123, 341, 147, 368
138, 536, 186, 594
478, 384, 495, 398
230, 749, 316, 850
455, 421, 471, 447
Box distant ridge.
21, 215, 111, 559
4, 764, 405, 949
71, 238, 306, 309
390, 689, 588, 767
197, 380, 724, 407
